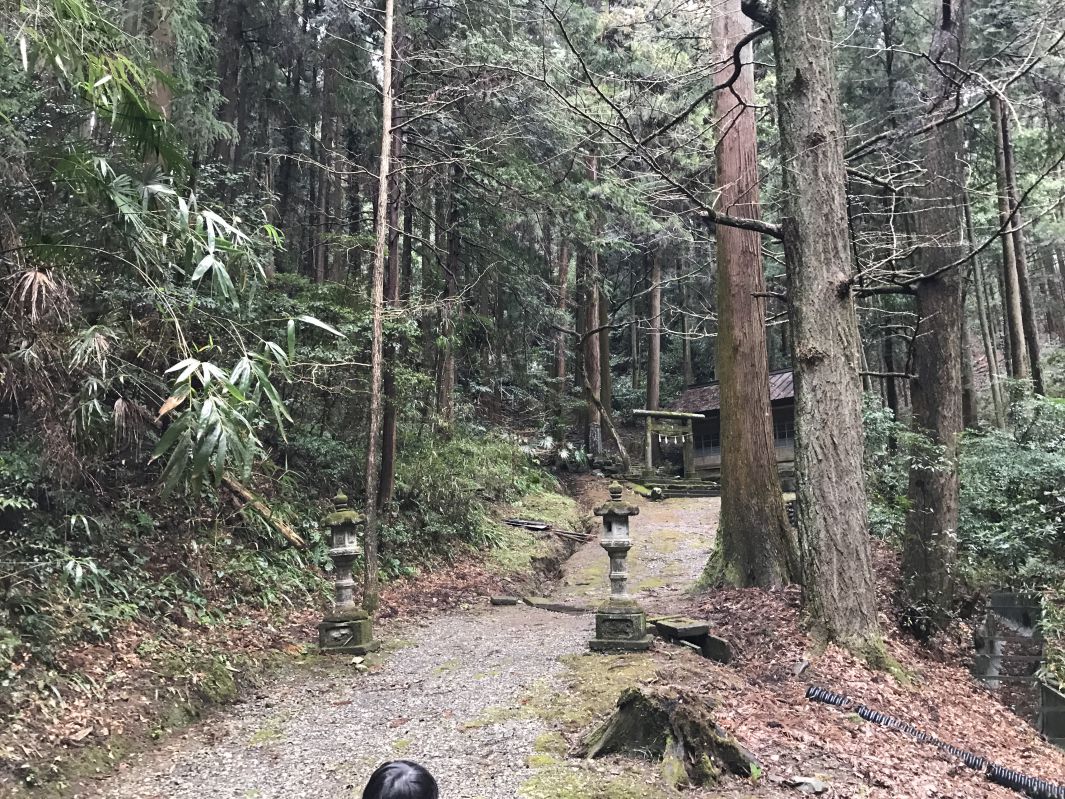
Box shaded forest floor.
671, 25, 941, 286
19, 477, 1065, 798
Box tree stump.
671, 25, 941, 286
578, 686, 760, 787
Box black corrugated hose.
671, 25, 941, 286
805, 686, 1065, 799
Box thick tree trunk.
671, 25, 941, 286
902, 0, 969, 632
999, 100, 1045, 395
756, 0, 881, 650
991, 96, 1029, 381
646, 249, 661, 411
361, 0, 396, 612
709, 0, 796, 588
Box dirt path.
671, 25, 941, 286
85, 487, 718, 799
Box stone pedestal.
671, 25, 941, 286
319, 493, 380, 655
590, 482, 652, 653
590, 598, 652, 652
318, 608, 379, 655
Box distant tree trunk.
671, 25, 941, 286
966, 194, 1005, 426
646, 249, 661, 411
709, 0, 796, 588
902, 0, 969, 632
756, 0, 881, 651
553, 240, 570, 420
277, 66, 302, 252
598, 285, 613, 445
213, 0, 244, 163
630, 264, 641, 390
312, 65, 336, 284
584, 250, 603, 455
960, 284, 978, 429
1044, 250, 1065, 341
378, 31, 405, 509
361, 0, 396, 612
681, 279, 695, 387
346, 128, 363, 281
436, 171, 460, 427
574, 246, 587, 438
991, 95, 1029, 381
999, 99, 1045, 395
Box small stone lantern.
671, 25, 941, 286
318, 493, 379, 655
590, 482, 651, 652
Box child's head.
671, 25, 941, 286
362, 760, 439, 799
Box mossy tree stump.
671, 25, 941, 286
578, 686, 760, 787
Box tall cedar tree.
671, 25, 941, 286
710, 0, 797, 587
902, 0, 969, 631
746, 0, 881, 649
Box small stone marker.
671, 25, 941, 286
318, 493, 380, 655
589, 482, 652, 652
490, 595, 521, 606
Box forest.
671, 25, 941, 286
2, 0, 1065, 793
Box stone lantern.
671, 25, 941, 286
590, 482, 651, 652
318, 493, 379, 655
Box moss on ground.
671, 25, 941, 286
486, 491, 588, 576
518, 760, 677, 799
485, 522, 548, 574
528, 652, 656, 732
248, 713, 290, 746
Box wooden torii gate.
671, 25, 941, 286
631, 409, 705, 478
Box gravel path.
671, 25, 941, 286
91, 491, 718, 799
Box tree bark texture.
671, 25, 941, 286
757, 0, 881, 648
902, 0, 969, 631
711, 0, 796, 587
361, 0, 396, 611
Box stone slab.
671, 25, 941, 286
650, 616, 710, 640
701, 634, 732, 664
490, 595, 521, 606
522, 596, 592, 615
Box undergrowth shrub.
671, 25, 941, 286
863, 391, 1065, 591
389, 426, 559, 565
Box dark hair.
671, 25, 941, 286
362, 760, 439, 799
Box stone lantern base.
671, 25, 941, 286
589, 598, 652, 652
318, 606, 380, 655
